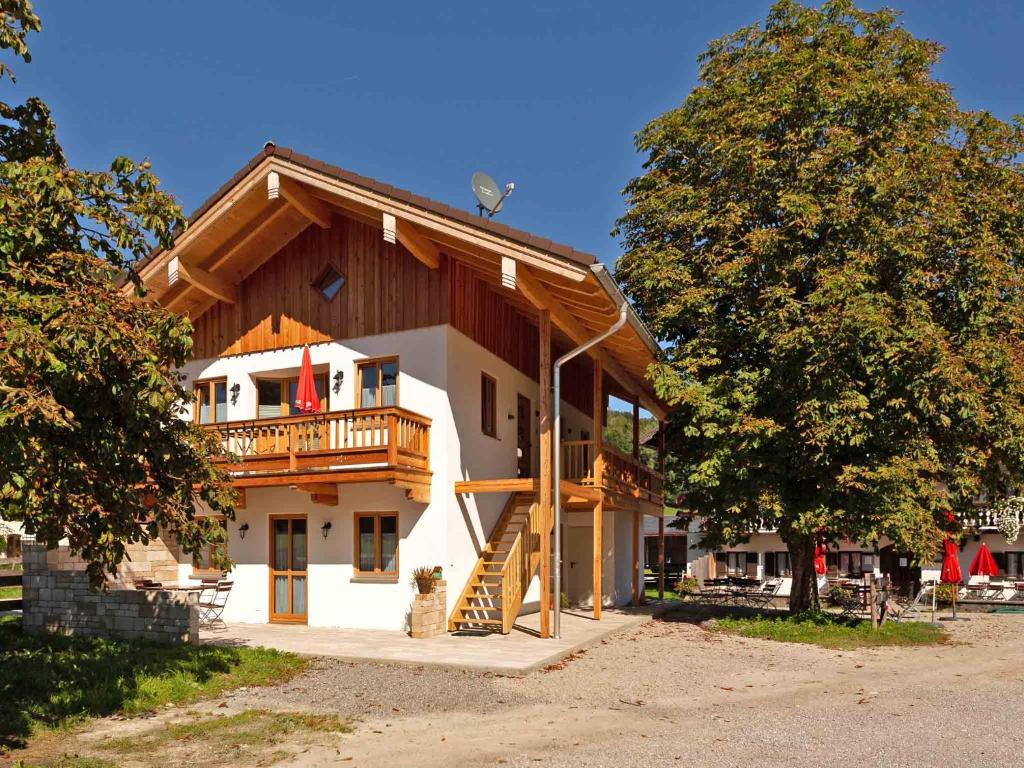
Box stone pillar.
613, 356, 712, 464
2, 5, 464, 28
409, 581, 447, 639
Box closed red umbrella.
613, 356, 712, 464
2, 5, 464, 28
940, 537, 962, 584
813, 544, 827, 575
968, 543, 998, 578
940, 537, 963, 620
294, 347, 321, 414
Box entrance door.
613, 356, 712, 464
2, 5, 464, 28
270, 515, 308, 623
517, 394, 532, 478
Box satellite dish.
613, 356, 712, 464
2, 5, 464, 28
471, 171, 515, 217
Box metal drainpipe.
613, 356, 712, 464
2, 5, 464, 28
552, 300, 628, 639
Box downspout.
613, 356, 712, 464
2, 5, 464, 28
552, 298, 628, 639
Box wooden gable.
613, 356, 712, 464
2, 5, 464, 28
191, 211, 449, 359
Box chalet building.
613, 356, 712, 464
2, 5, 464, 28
130, 144, 671, 636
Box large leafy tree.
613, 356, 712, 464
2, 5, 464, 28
616, 0, 1024, 611
0, 1, 234, 584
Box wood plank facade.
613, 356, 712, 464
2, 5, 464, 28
190, 209, 596, 416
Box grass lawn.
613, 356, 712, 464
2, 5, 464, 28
710, 612, 947, 650
644, 586, 681, 600
0, 585, 22, 599
0, 615, 306, 752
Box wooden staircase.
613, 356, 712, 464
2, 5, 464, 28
448, 492, 542, 634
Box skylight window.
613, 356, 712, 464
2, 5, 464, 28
313, 265, 345, 301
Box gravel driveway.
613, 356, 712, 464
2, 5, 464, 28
209, 610, 1023, 767
32, 610, 1024, 767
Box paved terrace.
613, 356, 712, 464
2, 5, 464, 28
202, 603, 679, 675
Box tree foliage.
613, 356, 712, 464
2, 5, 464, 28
615, 0, 1024, 610
0, 0, 234, 584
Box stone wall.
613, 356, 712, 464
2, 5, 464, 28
409, 580, 447, 638
22, 543, 199, 644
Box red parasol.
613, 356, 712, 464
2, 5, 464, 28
294, 347, 321, 414
813, 544, 827, 575
940, 537, 962, 585
968, 542, 998, 577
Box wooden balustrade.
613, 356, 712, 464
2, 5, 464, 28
560, 439, 664, 505
498, 496, 543, 634
202, 406, 431, 474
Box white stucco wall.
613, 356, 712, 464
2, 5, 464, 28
179, 326, 450, 630
174, 321, 639, 629
443, 326, 602, 616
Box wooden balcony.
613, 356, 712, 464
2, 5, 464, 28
562, 440, 664, 511
201, 407, 431, 502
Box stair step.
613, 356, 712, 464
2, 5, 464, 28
453, 618, 503, 627
457, 605, 502, 614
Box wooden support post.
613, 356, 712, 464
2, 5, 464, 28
632, 399, 641, 460
592, 355, 604, 620
632, 509, 640, 605
658, 515, 665, 601
658, 421, 666, 601
538, 309, 552, 639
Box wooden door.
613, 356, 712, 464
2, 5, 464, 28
269, 515, 308, 623
516, 394, 532, 478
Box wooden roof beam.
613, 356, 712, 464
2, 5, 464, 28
382, 212, 440, 269
514, 265, 666, 420
167, 256, 237, 305
268, 172, 331, 228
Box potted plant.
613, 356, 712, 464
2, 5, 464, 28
412, 566, 435, 595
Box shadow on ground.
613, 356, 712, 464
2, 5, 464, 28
0, 615, 249, 750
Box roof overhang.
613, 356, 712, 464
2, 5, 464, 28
131, 146, 669, 418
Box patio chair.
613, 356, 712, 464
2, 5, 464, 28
1013, 582, 1024, 602
745, 578, 782, 610
198, 579, 233, 627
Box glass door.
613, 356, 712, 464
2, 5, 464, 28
269, 515, 308, 623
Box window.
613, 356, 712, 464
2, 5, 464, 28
313, 265, 345, 301
193, 379, 228, 424
481, 373, 497, 438
1001, 552, 1024, 576
764, 551, 791, 577
716, 551, 754, 577
356, 358, 399, 408
256, 375, 328, 418
354, 512, 398, 575
193, 517, 227, 573
827, 551, 874, 578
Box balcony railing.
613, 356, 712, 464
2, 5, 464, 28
202, 406, 430, 475
561, 440, 664, 506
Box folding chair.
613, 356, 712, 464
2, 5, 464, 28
198, 580, 233, 627
746, 578, 782, 610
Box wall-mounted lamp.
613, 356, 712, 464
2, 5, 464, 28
332, 370, 344, 394
238, 522, 249, 540
229, 382, 241, 405
321, 521, 333, 539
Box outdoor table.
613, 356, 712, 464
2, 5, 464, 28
965, 584, 989, 600
138, 583, 204, 592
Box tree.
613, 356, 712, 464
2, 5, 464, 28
0, 1, 235, 585
615, 0, 1024, 611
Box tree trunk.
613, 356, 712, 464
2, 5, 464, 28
785, 534, 820, 614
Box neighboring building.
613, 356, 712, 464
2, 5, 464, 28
129, 144, 670, 636
689, 501, 1024, 596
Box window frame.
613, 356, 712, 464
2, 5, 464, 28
193, 378, 228, 424
192, 515, 228, 575
481, 372, 498, 438
254, 374, 329, 419
355, 356, 400, 409
353, 512, 399, 576
312, 263, 345, 302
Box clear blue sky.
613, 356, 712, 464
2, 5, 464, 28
12, 1, 1023, 266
